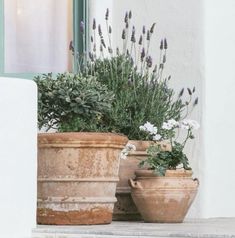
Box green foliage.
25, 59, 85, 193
80, 54, 186, 140
34, 73, 114, 132
138, 119, 199, 176
139, 142, 190, 176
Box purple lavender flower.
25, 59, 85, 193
141, 48, 145, 61
100, 45, 103, 52
147, 30, 150, 41
98, 24, 102, 36
164, 38, 168, 49
116, 47, 120, 55
125, 21, 129, 29
92, 18, 96, 30
146, 56, 153, 68
108, 47, 113, 54
142, 25, 146, 34
131, 26, 136, 43
163, 55, 166, 63
131, 35, 136, 43
129, 11, 132, 19
124, 11, 128, 23
160, 39, 164, 50
150, 23, 156, 33
105, 8, 109, 20
187, 88, 192, 95
109, 26, 112, 34
138, 35, 143, 45
101, 38, 106, 48
122, 29, 126, 39
179, 88, 184, 97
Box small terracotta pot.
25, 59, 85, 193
37, 132, 128, 225
129, 169, 199, 223
113, 140, 171, 221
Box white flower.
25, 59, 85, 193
120, 150, 128, 160
162, 119, 179, 130
126, 143, 136, 151
162, 122, 172, 130
139, 121, 158, 135
180, 119, 200, 130
120, 143, 136, 160
189, 120, 200, 130
168, 119, 179, 127
139, 125, 146, 131
152, 134, 162, 141
180, 123, 190, 130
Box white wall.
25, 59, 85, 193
203, 0, 235, 218
0, 78, 37, 238
90, 0, 204, 218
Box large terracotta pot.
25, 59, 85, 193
129, 169, 199, 223
37, 132, 128, 225
113, 140, 171, 221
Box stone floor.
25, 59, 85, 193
32, 218, 235, 238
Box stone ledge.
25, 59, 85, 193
32, 218, 235, 238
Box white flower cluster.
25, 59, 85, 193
139, 119, 200, 142
180, 119, 200, 130
139, 121, 158, 135
162, 119, 179, 130
161, 119, 200, 131
139, 122, 162, 141
120, 143, 137, 160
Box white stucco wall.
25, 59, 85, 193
0, 78, 37, 238
202, 0, 235, 218
90, 0, 204, 218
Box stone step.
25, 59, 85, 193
32, 218, 235, 238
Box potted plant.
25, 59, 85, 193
129, 118, 200, 223
73, 9, 198, 220
35, 73, 128, 225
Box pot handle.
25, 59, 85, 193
193, 178, 200, 186
128, 178, 143, 189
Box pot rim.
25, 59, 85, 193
135, 169, 193, 178
38, 132, 128, 147
128, 140, 171, 152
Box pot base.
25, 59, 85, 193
37, 207, 112, 225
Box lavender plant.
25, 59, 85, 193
71, 10, 198, 139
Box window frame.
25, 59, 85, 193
0, 0, 87, 79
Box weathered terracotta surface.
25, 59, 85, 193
113, 140, 171, 221
129, 169, 199, 223
37, 132, 128, 225
113, 140, 149, 220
